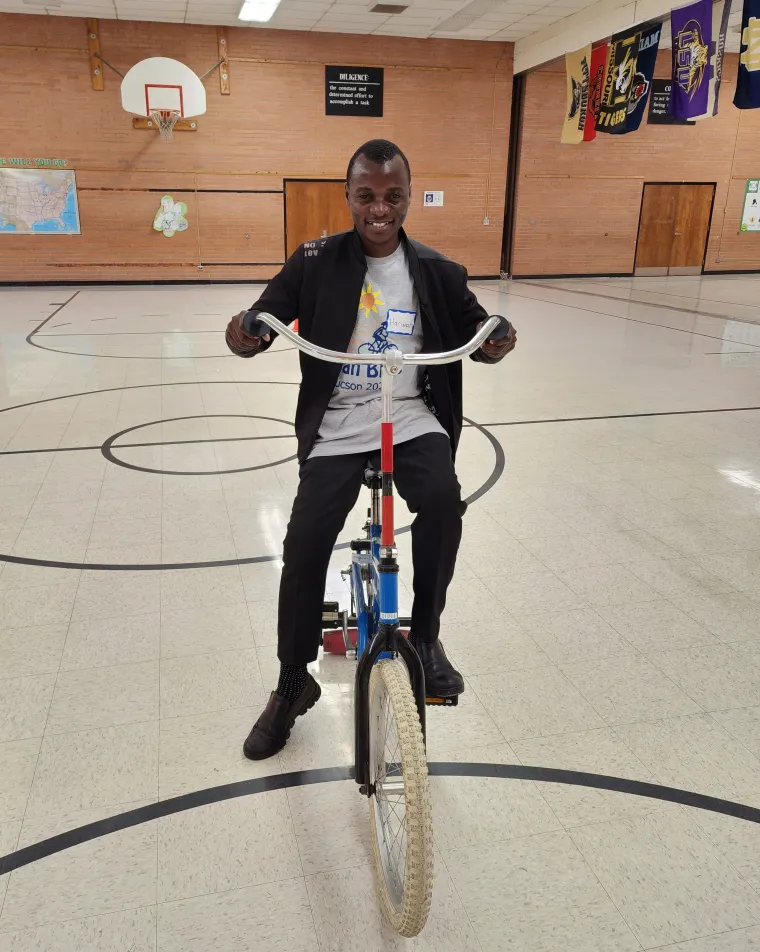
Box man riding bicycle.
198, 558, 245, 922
225, 139, 517, 760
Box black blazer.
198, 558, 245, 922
248, 228, 499, 462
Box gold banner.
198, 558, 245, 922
561, 45, 592, 144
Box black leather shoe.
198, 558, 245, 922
243, 674, 321, 760
413, 639, 465, 698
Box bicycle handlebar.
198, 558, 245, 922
242, 311, 510, 366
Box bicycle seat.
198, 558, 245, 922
364, 466, 381, 489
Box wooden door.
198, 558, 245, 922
635, 184, 714, 276
284, 181, 353, 257
669, 184, 714, 274
634, 185, 680, 275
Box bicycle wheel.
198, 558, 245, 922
368, 658, 433, 937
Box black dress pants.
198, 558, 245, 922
277, 432, 465, 666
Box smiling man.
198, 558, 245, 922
226, 139, 517, 760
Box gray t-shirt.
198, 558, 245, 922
309, 243, 445, 459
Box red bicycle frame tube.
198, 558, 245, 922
381, 422, 394, 546
380, 366, 395, 547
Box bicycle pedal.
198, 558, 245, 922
425, 696, 459, 707
320, 601, 340, 627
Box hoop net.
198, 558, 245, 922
149, 109, 180, 142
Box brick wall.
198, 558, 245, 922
512, 52, 760, 276
0, 13, 512, 283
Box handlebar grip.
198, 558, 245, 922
242, 310, 271, 339
487, 316, 512, 341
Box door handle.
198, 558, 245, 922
674, 231, 682, 236
321, 229, 327, 238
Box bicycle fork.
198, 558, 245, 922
354, 350, 427, 792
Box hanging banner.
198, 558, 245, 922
740, 179, 760, 231
584, 43, 609, 141
734, 0, 760, 109
695, 0, 731, 118
597, 20, 661, 134
561, 45, 591, 144
669, 0, 712, 119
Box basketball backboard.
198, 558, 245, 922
120, 57, 206, 119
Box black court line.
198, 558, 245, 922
0, 383, 502, 570
470, 283, 760, 350
1, 762, 758, 877
522, 281, 760, 339
1, 381, 758, 434
50, 322, 72, 328
24, 289, 80, 348
0, 433, 295, 458
581, 277, 760, 311
101, 414, 298, 476
0, 417, 501, 571
0, 381, 299, 417
30, 330, 296, 359
475, 405, 760, 427
705, 351, 760, 356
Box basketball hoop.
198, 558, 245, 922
149, 109, 180, 142
122, 58, 206, 141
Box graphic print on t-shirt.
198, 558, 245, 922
335, 276, 418, 395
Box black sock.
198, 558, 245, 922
408, 632, 419, 648
276, 663, 308, 702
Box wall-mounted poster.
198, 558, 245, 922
648, 79, 696, 124
0, 168, 80, 234
153, 195, 188, 237
740, 179, 760, 231
325, 66, 383, 117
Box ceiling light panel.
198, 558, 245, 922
239, 0, 281, 20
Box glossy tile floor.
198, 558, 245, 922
1, 274, 760, 951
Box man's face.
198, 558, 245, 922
346, 154, 411, 257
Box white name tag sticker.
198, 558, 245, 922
386, 309, 417, 336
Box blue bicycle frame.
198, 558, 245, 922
350, 474, 393, 662
351, 357, 427, 792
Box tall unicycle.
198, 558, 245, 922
241, 309, 510, 937
368, 658, 433, 936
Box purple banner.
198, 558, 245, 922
670, 0, 712, 119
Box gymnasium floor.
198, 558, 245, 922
1, 274, 760, 951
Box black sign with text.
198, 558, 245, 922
647, 79, 696, 125
325, 66, 384, 117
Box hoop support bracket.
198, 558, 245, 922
86, 19, 104, 91
217, 28, 231, 95
132, 116, 199, 133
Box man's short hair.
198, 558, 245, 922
346, 140, 411, 184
